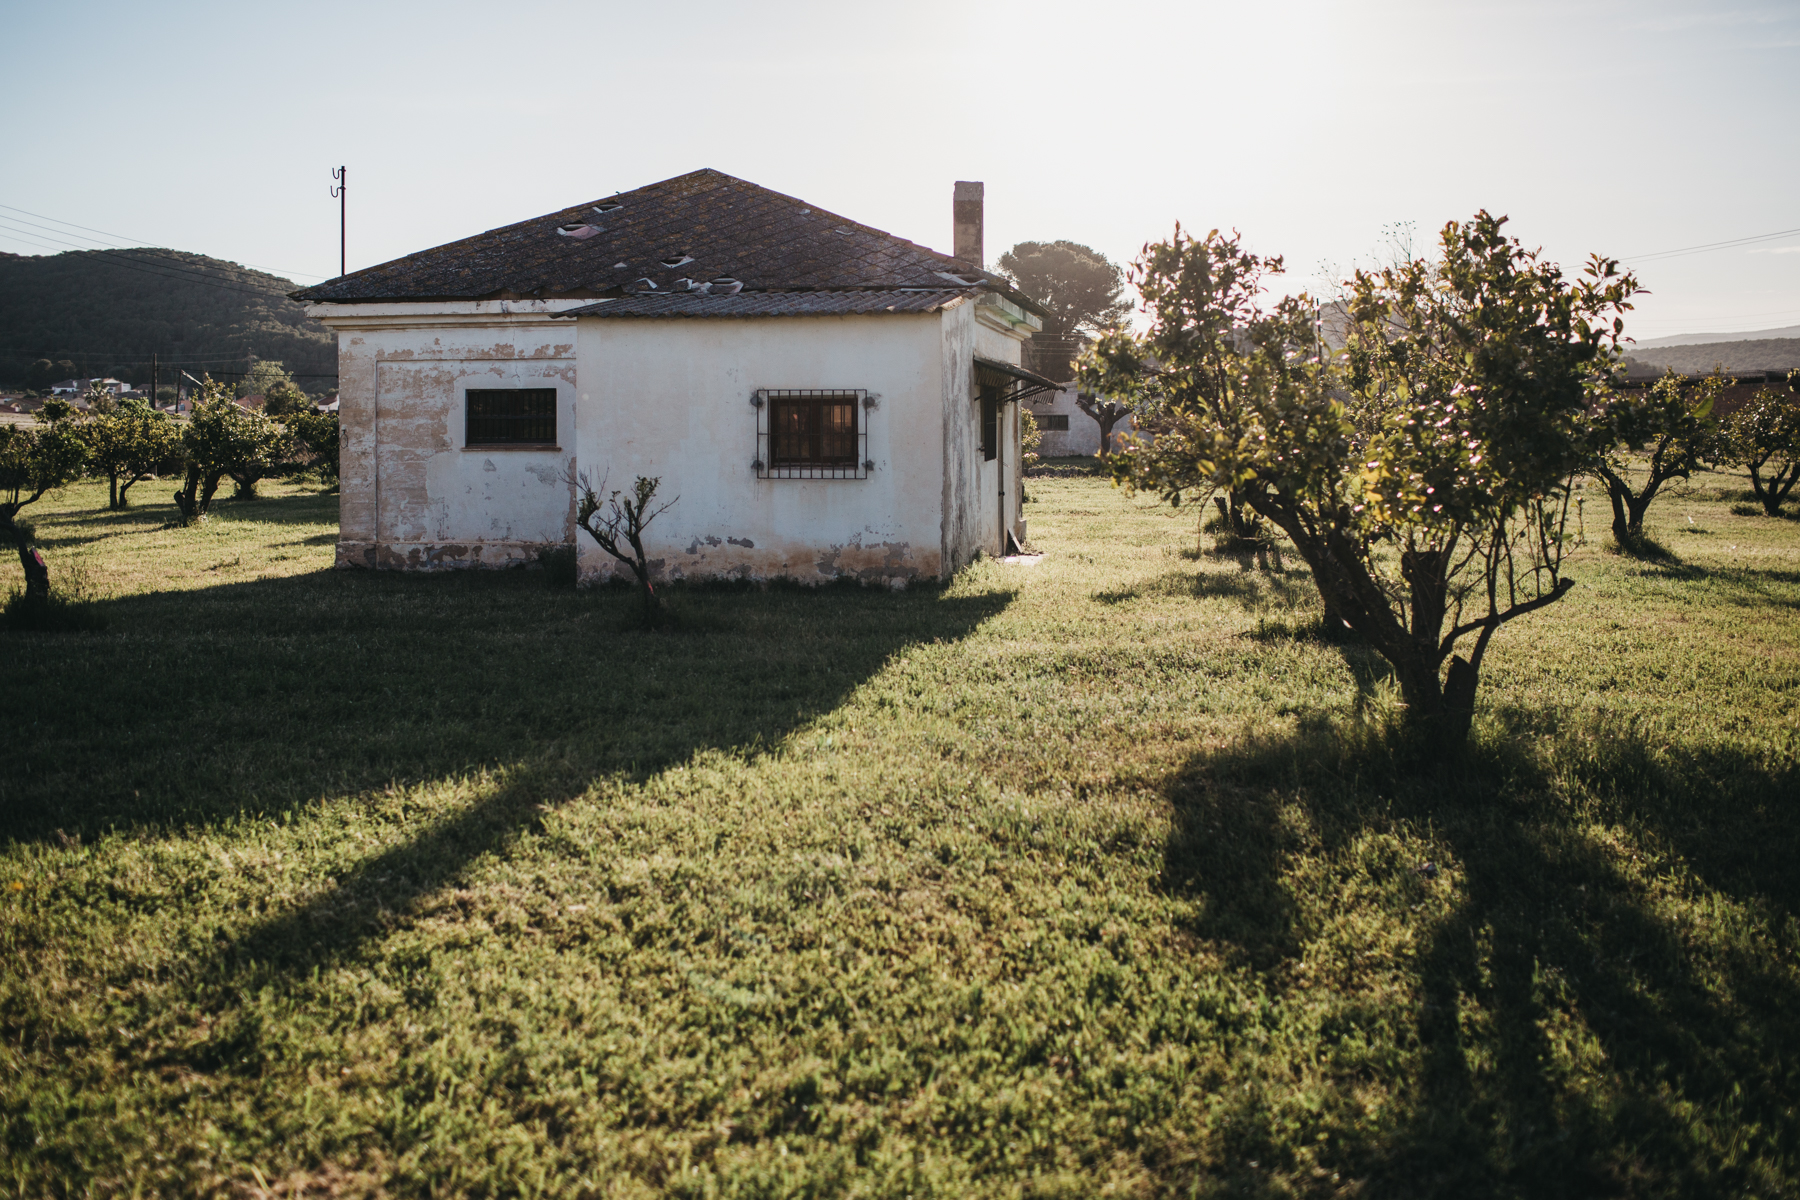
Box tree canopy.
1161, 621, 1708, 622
0, 420, 88, 600
174, 380, 293, 521
998, 241, 1130, 380
1085, 214, 1640, 755
1590, 371, 1723, 551
81, 397, 183, 510
1721, 374, 1800, 515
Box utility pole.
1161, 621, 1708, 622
330, 166, 347, 277
151, 352, 158, 409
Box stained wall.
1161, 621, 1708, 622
311, 293, 1037, 583
311, 300, 582, 569
574, 309, 955, 586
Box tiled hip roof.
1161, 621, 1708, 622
293, 169, 1044, 316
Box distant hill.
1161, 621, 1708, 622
1633, 324, 1800, 348
1624, 338, 1800, 376
0, 249, 336, 391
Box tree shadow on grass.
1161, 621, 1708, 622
1093, 566, 1312, 609
1627, 561, 1800, 608
1158, 715, 1800, 1197
29, 504, 175, 548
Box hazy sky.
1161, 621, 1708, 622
3, 0, 1796, 339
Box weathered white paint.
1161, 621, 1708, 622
969, 294, 1034, 556
309, 304, 578, 569
307, 289, 1040, 583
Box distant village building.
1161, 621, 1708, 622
49, 377, 129, 399
293, 170, 1056, 584
1025, 383, 1133, 458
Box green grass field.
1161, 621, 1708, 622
3, 469, 1797, 1198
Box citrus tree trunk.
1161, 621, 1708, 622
1595, 460, 1677, 552
1392, 653, 1479, 750
3, 514, 50, 601
1607, 486, 1654, 546
174, 466, 226, 524
1748, 456, 1800, 515
1245, 501, 1494, 761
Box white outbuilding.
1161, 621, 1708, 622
295, 170, 1055, 586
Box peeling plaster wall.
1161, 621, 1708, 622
948, 301, 1033, 560
574, 312, 949, 586
938, 303, 985, 573
317, 303, 579, 569
313, 293, 1033, 582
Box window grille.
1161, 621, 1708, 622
1038, 413, 1070, 431
466, 387, 557, 445
752, 390, 871, 479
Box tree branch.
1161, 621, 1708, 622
1439, 577, 1574, 658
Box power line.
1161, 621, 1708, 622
0, 216, 287, 294
0, 201, 327, 281
1625, 300, 1800, 331
0, 212, 293, 285
0, 226, 295, 300
1623, 225, 1800, 263
0, 229, 73, 256
0, 237, 280, 298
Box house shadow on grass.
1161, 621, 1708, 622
1158, 713, 1800, 1197
8, 564, 1012, 987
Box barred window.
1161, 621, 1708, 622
466, 388, 556, 445
1037, 414, 1070, 431
753, 389, 870, 479
770, 394, 858, 466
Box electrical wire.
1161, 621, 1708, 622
0, 229, 73, 256
1623, 225, 1800, 263
0, 226, 295, 301
0, 216, 285, 292
0, 241, 277, 296
0, 202, 327, 281
0, 343, 335, 368
0, 214, 285, 286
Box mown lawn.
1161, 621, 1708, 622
2, 470, 1797, 1199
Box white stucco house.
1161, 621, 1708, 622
294, 169, 1056, 586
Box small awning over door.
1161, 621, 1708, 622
974, 356, 1061, 403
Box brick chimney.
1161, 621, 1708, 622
953, 181, 984, 268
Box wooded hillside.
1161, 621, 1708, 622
0, 249, 335, 389
1626, 337, 1800, 375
